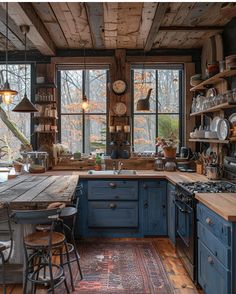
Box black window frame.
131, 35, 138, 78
131, 64, 184, 153
57, 67, 109, 154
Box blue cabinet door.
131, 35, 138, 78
167, 183, 176, 245
141, 180, 167, 236
198, 240, 230, 294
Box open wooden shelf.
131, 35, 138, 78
35, 100, 56, 105
190, 69, 236, 91
32, 116, 58, 120
190, 102, 236, 116
34, 83, 56, 89
189, 138, 229, 144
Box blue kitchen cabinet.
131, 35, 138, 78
167, 182, 176, 245
140, 180, 167, 236
77, 179, 140, 237
197, 203, 234, 294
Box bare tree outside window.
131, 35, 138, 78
0, 64, 31, 160
133, 67, 182, 153
60, 69, 107, 154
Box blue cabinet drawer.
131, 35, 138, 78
88, 201, 138, 227
197, 203, 231, 246
87, 180, 138, 200
198, 221, 231, 270
198, 240, 230, 294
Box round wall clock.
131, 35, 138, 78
112, 79, 127, 95
113, 102, 127, 116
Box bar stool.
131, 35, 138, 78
60, 205, 83, 290
11, 208, 70, 294
0, 203, 14, 294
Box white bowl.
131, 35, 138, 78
205, 131, 218, 139
190, 132, 196, 138
194, 130, 205, 138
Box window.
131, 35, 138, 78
59, 68, 108, 154
0, 64, 31, 160
132, 65, 183, 153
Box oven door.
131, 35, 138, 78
175, 198, 195, 280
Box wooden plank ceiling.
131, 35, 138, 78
0, 2, 235, 55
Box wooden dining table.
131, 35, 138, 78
0, 174, 79, 284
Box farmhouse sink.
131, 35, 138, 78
87, 170, 137, 175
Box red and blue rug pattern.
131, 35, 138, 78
66, 240, 174, 294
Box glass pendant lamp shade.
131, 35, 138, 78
12, 25, 38, 113
0, 3, 18, 105
81, 94, 89, 111
0, 81, 18, 105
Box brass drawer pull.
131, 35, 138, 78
109, 203, 117, 209
206, 217, 213, 225
207, 255, 214, 264
109, 182, 116, 188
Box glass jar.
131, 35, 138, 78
24, 151, 48, 173
154, 158, 164, 171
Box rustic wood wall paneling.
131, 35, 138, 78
184, 63, 195, 150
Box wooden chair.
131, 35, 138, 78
11, 208, 70, 294
0, 203, 14, 294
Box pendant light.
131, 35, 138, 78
81, 41, 89, 111
0, 3, 18, 105
12, 25, 38, 113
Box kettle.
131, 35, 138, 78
180, 147, 192, 160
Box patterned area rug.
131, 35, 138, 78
61, 240, 174, 294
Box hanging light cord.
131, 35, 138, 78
5, 2, 8, 82
24, 29, 27, 95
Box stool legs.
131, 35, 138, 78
0, 252, 6, 294
64, 241, 75, 291
59, 247, 70, 294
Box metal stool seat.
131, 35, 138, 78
11, 208, 70, 294
24, 231, 65, 248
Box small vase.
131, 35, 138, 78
94, 164, 102, 171
163, 147, 176, 159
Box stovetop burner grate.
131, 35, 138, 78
177, 181, 236, 195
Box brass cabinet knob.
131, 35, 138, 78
109, 203, 117, 209
109, 182, 116, 188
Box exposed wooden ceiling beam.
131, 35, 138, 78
32, 3, 68, 49
159, 26, 224, 32
0, 6, 25, 50
85, 3, 105, 48
9, 2, 56, 56
144, 3, 169, 52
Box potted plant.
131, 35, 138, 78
94, 154, 102, 171
73, 151, 81, 160
156, 133, 178, 159
13, 157, 24, 173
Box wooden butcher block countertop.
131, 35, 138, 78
1, 170, 236, 221
0, 174, 79, 209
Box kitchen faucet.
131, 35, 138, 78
117, 161, 124, 174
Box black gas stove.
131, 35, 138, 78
176, 181, 236, 196
174, 180, 236, 284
